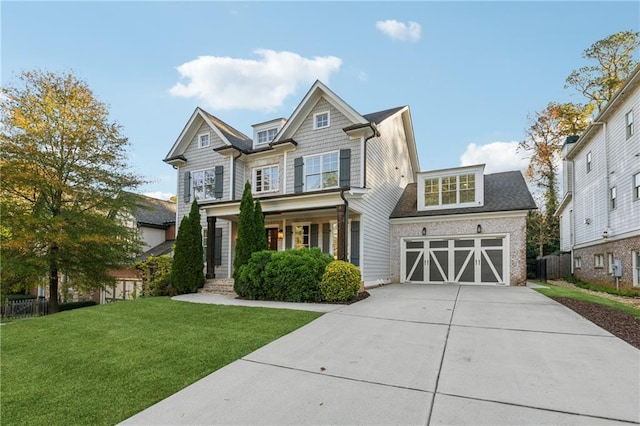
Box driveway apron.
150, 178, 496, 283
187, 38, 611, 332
122, 284, 640, 425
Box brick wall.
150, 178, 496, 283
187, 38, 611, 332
572, 235, 640, 289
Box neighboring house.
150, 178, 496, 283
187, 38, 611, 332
390, 165, 535, 285
103, 194, 176, 302
557, 66, 640, 289
164, 81, 534, 287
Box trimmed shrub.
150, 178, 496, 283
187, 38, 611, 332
235, 250, 273, 299
236, 248, 332, 302
58, 300, 97, 312
319, 260, 361, 302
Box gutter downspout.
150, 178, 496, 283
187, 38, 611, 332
362, 123, 379, 189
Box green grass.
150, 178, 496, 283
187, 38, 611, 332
563, 274, 640, 297
535, 283, 640, 319
0, 297, 322, 425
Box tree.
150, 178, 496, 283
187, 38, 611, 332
170, 200, 204, 294
565, 30, 640, 112
253, 199, 267, 252
0, 70, 144, 312
233, 182, 256, 280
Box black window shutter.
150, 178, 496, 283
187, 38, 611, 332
310, 224, 319, 248
214, 166, 224, 199
294, 157, 304, 193
184, 172, 191, 203
350, 221, 360, 266
214, 228, 222, 266
322, 223, 331, 254
285, 225, 293, 249
339, 149, 351, 188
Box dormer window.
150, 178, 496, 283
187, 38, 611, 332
198, 133, 210, 148
314, 111, 330, 130
417, 165, 484, 211
257, 128, 278, 144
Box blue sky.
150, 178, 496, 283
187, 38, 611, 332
3, 1, 638, 200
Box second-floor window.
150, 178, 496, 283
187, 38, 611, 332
254, 165, 279, 193
198, 133, 210, 148
634, 173, 640, 201
192, 169, 216, 200
423, 173, 476, 207
257, 128, 278, 144
314, 111, 330, 129
586, 151, 592, 173
305, 152, 338, 190
626, 110, 634, 139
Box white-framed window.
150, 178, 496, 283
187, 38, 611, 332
575, 257, 582, 268
313, 111, 330, 129
254, 165, 279, 193
293, 223, 310, 249
423, 173, 477, 208
586, 151, 592, 173
610, 187, 617, 210
594, 254, 604, 269
608, 253, 614, 274
257, 128, 278, 144
192, 169, 216, 200
634, 251, 640, 287
304, 151, 339, 190
626, 110, 634, 139
634, 172, 640, 201
198, 133, 210, 148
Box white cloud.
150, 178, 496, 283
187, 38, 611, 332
460, 141, 530, 174
376, 20, 421, 42
169, 49, 342, 111
144, 191, 175, 201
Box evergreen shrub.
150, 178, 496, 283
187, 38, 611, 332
319, 260, 361, 302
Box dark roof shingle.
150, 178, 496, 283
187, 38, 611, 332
390, 171, 536, 218
132, 194, 176, 227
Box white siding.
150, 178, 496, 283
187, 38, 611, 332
350, 113, 414, 284
284, 97, 361, 193
139, 227, 166, 252
559, 204, 573, 252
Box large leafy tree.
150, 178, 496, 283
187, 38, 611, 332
1, 70, 144, 312
566, 30, 640, 112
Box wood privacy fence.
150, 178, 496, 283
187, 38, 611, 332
2, 298, 48, 319
536, 252, 572, 281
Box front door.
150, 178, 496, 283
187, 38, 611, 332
266, 228, 279, 251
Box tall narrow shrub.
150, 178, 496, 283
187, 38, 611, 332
170, 200, 205, 294
234, 182, 255, 280
254, 199, 267, 252
187, 200, 205, 292
170, 214, 191, 295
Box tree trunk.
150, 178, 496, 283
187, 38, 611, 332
48, 246, 59, 313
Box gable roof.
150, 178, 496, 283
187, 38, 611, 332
390, 171, 536, 218
362, 106, 405, 125
164, 107, 252, 163
131, 193, 176, 227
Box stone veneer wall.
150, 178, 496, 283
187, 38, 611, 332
572, 235, 640, 289
390, 215, 528, 286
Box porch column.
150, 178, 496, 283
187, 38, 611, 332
206, 216, 216, 279
336, 205, 347, 262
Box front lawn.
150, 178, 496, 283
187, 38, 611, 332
0, 297, 321, 425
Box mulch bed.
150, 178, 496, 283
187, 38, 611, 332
551, 297, 640, 350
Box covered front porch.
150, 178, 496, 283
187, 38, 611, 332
201, 190, 362, 279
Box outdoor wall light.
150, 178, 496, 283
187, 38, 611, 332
422, 227, 427, 236
278, 229, 284, 239
477, 224, 482, 234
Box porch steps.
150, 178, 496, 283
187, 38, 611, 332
199, 278, 236, 296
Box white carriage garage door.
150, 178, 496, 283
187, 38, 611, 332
402, 236, 508, 285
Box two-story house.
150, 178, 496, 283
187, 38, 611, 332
557, 66, 640, 289
164, 81, 417, 287
164, 81, 535, 288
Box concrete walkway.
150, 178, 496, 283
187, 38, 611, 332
123, 284, 640, 425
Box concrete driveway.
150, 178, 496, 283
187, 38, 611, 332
123, 284, 640, 425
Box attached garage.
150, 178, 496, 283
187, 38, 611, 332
402, 235, 508, 285
389, 166, 536, 286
